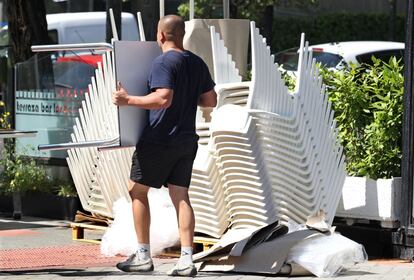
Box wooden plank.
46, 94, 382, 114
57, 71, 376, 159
71, 222, 107, 231
70, 222, 107, 244
194, 236, 218, 251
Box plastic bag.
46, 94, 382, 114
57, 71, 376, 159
101, 188, 179, 257
287, 233, 367, 277
100, 197, 137, 257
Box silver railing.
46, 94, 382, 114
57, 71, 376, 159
32, 42, 118, 151
38, 137, 119, 151
31, 42, 113, 53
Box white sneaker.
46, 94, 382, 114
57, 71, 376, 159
167, 263, 197, 277
116, 253, 154, 272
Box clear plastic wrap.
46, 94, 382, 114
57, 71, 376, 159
287, 233, 368, 277
101, 188, 179, 257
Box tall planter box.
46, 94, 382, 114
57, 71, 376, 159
21, 192, 80, 221
0, 194, 13, 213
336, 176, 402, 228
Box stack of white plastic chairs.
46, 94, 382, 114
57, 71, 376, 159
65, 17, 345, 236
190, 21, 346, 237
66, 49, 133, 218
65, 12, 151, 219
189, 26, 248, 237
245, 22, 346, 225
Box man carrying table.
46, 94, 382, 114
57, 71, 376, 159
112, 14, 217, 277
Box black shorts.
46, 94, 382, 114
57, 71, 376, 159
130, 140, 198, 188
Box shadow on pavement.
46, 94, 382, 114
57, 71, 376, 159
0, 221, 55, 230
1, 268, 162, 277
338, 270, 376, 277
0, 215, 68, 231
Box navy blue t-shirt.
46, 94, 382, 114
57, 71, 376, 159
140, 50, 215, 145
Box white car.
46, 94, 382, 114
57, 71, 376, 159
0, 12, 140, 56
275, 41, 405, 72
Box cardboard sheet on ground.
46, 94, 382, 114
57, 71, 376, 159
193, 220, 288, 262
199, 229, 322, 275
114, 41, 162, 147
193, 228, 257, 262
230, 222, 289, 256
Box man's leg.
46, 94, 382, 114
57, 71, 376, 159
167, 183, 195, 247
129, 180, 151, 244
167, 183, 197, 277
116, 181, 154, 272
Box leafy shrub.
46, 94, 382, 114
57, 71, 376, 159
46, 179, 77, 197
0, 103, 77, 197
282, 58, 403, 179
0, 101, 10, 129
0, 146, 48, 194
320, 57, 403, 179
0, 103, 47, 194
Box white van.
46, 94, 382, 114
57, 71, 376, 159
46, 12, 139, 44
0, 12, 139, 47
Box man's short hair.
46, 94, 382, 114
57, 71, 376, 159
159, 15, 185, 41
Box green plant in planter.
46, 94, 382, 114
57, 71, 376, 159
53, 182, 78, 197
0, 146, 47, 194
0, 102, 48, 194
320, 57, 403, 179
281, 57, 403, 179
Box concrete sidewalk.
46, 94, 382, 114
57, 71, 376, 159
1, 216, 413, 279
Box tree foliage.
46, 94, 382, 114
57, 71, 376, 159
282, 57, 403, 179
6, 0, 49, 64
321, 58, 403, 179
178, 0, 319, 22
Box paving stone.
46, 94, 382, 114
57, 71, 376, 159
238, 276, 266, 280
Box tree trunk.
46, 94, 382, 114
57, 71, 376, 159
388, 0, 397, 41
230, 1, 238, 18
106, 0, 122, 42
402, 0, 414, 229
132, 0, 159, 41
263, 5, 274, 47
7, 0, 49, 64
6, 0, 53, 90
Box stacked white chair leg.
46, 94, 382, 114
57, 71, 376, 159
190, 26, 249, 237
190, 144, 229, 238
67, 50, 133, 218
247, 22, 346, 225
209, 107, 278, 229
66, 18, 148, 219
195, 26, 247, 144
191, 21, 346, 237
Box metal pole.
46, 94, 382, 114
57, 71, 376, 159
396, 0, 414, 259
223, 0, 230, 19
402, 0, 414, 230
31, 43, 113, 53
38, 137, 119, 151
159, 0, 165, 18
189, 0, 195, 20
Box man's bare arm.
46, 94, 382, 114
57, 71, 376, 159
113, 83, 173, 109
198, 89, 217, 107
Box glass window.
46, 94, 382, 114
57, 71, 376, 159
356, 49, 404, 65
0, 25, 8, 46
275, 48, 343, 71
48, 29, 58, 44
